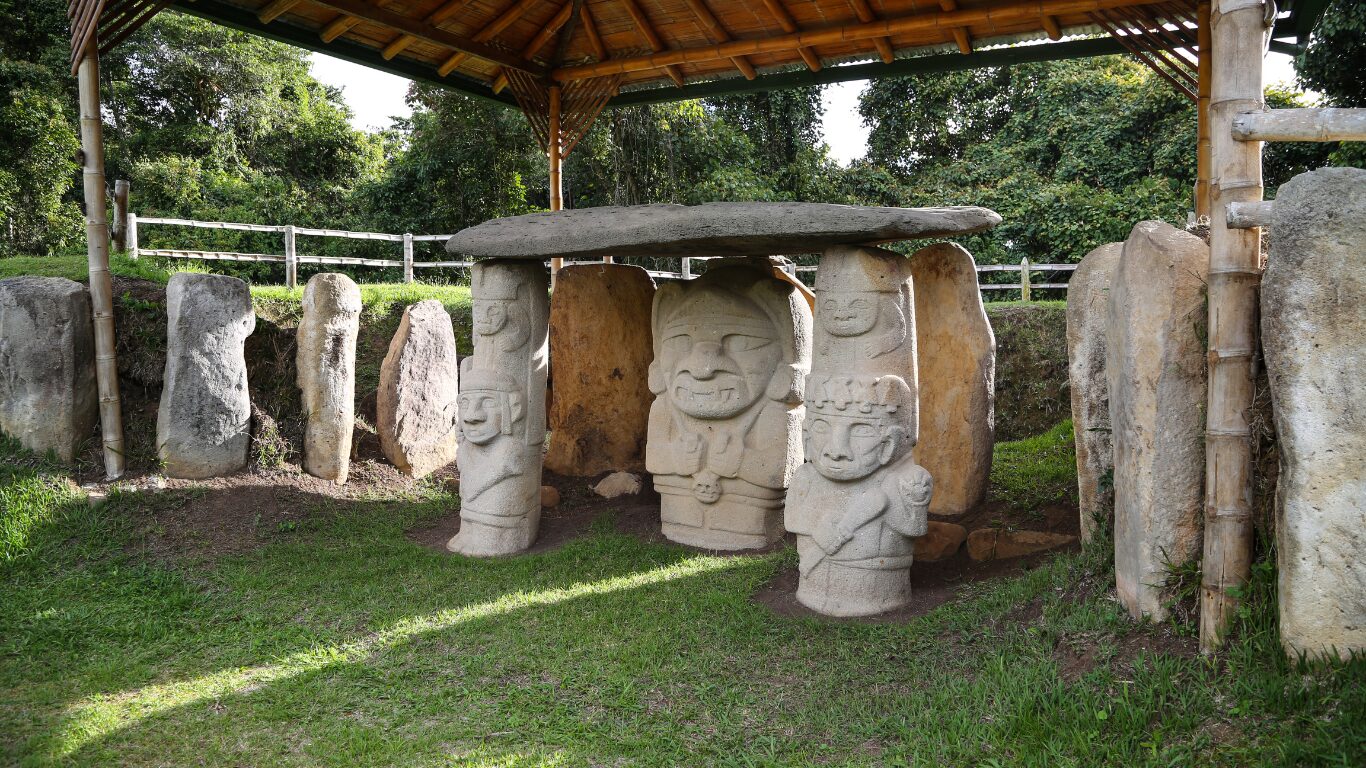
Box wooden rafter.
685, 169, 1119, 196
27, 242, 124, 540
97, 0, 173, 55
438, 0, 541, 77
620, 0, 686, 86
381, 0, 469, 61
257, 0, 302, 24
490, 0, 577, 93
68, 0, 107, 72
757, 0, 822, 72
580, 4, 607, 61
847, 0, 895, 64
1090, 8, 1198, 100
1041, 15, 1063, 39
682, 0, 757, 80
505, 68, 621, 158
938, 0, 974, 55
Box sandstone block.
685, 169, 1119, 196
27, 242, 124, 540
377, 300, 460, 478
1262, 167, 1366, 660
156, 273, 255, 479
914, 521, 968, 561
1106, 221, 1208, 620
966, 529, 1077, 561
0, 277, 96, 462
298, 273, 362, 483
546, 264, 656, 476
910, 243, 995, 516
1066, 242, 1122, 543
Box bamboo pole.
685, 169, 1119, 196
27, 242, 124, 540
549, 85, 564, 280
1196, 2, 1211, 220
1231, 107, 1366, 142
1225, 200, 1273, 228
77, 38, 125, 480
1200, 0, 1265, 653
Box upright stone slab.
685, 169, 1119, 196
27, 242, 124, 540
0, 277, 96, 461
448, 260, 550, 557
909, 243, 994, 516
377, 299, 460, 478
157, 273, 254, 478
1106, 221, 1208, 620
1066, 242, 1122, 543
546, 264, 656, 476
646, 258, 811, 550
297, 273, 361, 483
1262, 167, 1366, 661
785, 246, 933, 617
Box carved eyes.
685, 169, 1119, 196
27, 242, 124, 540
850, 424, 878, 439
822, 298, 871, 314
723, 334, 772, 354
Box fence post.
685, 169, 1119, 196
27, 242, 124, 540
1020, 257, 1032, 302
112, 180, 129, 252
403, 232, 414, 284
126, 211, 138, 260
682, 257, 692, 279
284, 224, 298, 290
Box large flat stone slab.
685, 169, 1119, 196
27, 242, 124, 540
1066, 242, 1122, 544
446, 203, 1002, 259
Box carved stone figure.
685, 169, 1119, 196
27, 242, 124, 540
645, 258, 811, 550
785, 246, 933, 617
448, 260, 549, 557
298, 273, 361, 483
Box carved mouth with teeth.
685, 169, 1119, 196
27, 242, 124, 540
671, 374, 750, 418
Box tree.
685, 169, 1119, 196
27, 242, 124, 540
1294, 0, 1365, 167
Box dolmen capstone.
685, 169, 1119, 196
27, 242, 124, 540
785, 246, 933, 616
1262, 167, 1366, 661
378, 299, 460, 478
298, 273, 361, 483
1107, 221, 1209, 621
447, 260, 549, 557
646, 257, 812, 550
0, 277, 97, 462
1066, 242, 1122, 544
157, 273, 255, 478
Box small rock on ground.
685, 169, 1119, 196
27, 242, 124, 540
594, 471, 643, 499
914, 521, 968, 561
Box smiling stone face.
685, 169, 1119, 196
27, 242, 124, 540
458, 390, 506, 445
819, 292, 879, 337
806, 413, 894, 481
659, 291, 781, 420
473, 299, 509, 337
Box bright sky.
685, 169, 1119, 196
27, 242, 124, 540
309, 50, 1304, 165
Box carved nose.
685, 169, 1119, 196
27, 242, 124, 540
466, 405, 487, 423
822, 423, 853, 461
688, 341, 725, 378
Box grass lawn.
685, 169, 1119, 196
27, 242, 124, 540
2, 434, 1362, 767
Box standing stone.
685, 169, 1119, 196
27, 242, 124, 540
785, 246, 933, 617
157, 273, 255, 478
546, 264, 656, 476
448, 260, 549, 557
1066, 242, 1123, 543
0, 277, 96, 461
646, 258, 811, 550
297, 273, 361, 483
377, 299, 460, 478
1262, 167, 1366, 661
1106, 221, 1208, 620
910, 243, 995, 516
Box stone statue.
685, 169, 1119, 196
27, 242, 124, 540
645, 258, 811, 550
448, 260, 549, 557
785, 246, 933, 616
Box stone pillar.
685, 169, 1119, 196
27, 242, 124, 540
785, 246, 932, 617
909, 242, 994, 516
646, 258, 810, 550
0, 277, 97, 462
377, 299, 460, 478
448, 260, 549, 557
1262, 167, 1366, 661
545, 263, 656, 476
298, 273, 361, 483
1106, 221, 1208, 620
1066, 242, 1122, 544
157, 274, 255, 478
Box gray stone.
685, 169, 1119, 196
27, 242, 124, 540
646, 258, 811, 550
448, 260, 550, 557
0, 277, 96, 461
1106, 221, 1208, 620
1262, 167, 1366, 661
297, 273, 361, 483
157, 273, 255, 479
910, 243, 995, 516
377, 300, 460, 478
1066, 242, 1122, 543
785, 246, 933, 617
447, 203, 1002, 260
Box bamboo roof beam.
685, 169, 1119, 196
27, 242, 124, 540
682, 0, 758, 79
847, 0, 895, 64
1091, 12, 1196, 98
1095, 9, 1197, 81
438, 0, 543, 77
621, 0, 687, 86
758, 0, 823, 71
491, 0, 577, 93
580, 4, 607, 60
320, 13, 363, 42
939, 0, 973, 55
382, 0, 469, 61
1042, 14, 1062, 39
257, 0, 301, 24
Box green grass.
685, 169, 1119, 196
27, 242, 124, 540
0, 254, 189, 284
2, 440, 1363, 766
989, 420, 1080, 515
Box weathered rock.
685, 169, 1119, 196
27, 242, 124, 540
0, 277, 96, 462
546, 264, 656, 476
594, 471, 643, 499
966, 529, 1077, 561
786, 246, 933, 617
1066, 242, 1123, 544
914, 521, 968, 561
448, 260, 550, 557
647, 258, 811, 550
156, 274, 255, 479
377, 300, 460, 478
1107, 221, 1209, 620
448, 203, 1002, 260
540, 485, 560, 508
910, 243, 995, 516
1262, 166, 1366, 661
297, 273, 361, 483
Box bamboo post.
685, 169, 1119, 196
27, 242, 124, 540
1195, 2, 1212, 220
77, 38, 126, 480
126, 211, 138, 259
403, 232, 414, 284
1231, 107, 1366, 142
284, 224, 298, 289
1200, 0, 1265, 653
548, 85, 564, 282
112, 180, 129, 252
1020, 257, 1031, 301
